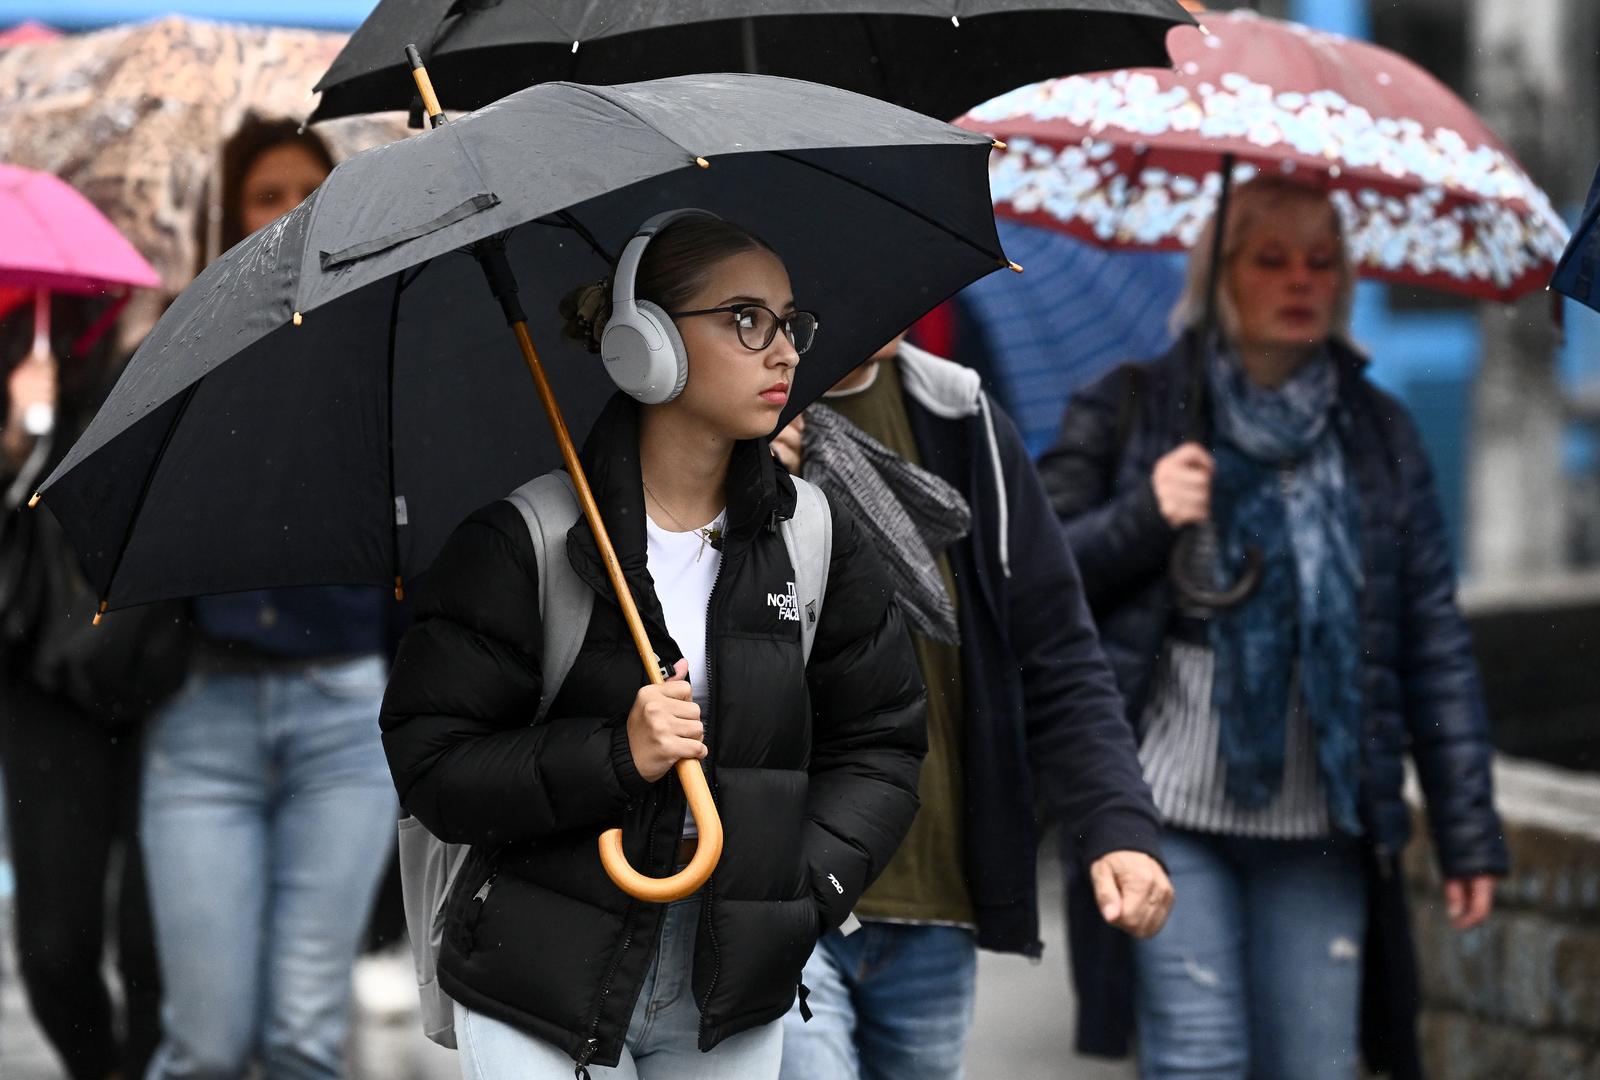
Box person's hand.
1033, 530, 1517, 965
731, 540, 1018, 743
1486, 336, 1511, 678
1090, 850, 1174, 939
772, 414, 804, 474
3, 353, 55, 465
1151, 442, 1214, 528
1444, 875, 1495, 930
626, 659, 706, 783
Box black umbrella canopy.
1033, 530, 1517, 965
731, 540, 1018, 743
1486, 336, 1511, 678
309, 0, 1195, 124
39, 74, 1009, 611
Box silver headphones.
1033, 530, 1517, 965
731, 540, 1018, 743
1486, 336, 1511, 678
600, 208, 722, 405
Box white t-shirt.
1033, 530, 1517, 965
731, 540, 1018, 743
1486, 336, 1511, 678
645, 510, 725, 841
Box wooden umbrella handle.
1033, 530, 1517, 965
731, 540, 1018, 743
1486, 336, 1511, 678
599, 759, 724, 903
507, 321, 723, 902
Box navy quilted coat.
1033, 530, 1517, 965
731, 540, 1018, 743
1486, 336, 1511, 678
1037, 333, 1508, 1059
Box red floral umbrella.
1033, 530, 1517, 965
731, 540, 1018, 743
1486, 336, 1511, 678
956, 9, 1568, 301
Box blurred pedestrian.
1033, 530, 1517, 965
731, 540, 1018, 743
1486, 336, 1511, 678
381, 214, 926, 1079
1038, 176, 1508, 1079
0, 293, 169, 1080
139, 115, 398, 1080
772, 334, 1172, 1080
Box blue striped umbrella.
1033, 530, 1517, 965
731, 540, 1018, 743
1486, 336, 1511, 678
956, 219, 1184, 453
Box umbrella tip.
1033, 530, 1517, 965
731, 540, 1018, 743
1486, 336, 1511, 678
992, 139, 1007, 151
951, 15, 960, 26
26, 492, 39, 508
394, 576, 406, 602
293, 311, 303, 327
1007, 260, 1024, 273
695, 157, 711, 169
93, 600, 107, 626
571, 39, 579, 53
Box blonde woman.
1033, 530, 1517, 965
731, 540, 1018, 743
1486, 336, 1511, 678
1040, 176, 1506, 1079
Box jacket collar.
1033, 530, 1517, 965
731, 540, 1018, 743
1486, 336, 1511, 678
564, 393, 797, 597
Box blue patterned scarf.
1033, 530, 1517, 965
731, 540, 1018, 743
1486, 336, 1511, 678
1207, 346, 1364, 833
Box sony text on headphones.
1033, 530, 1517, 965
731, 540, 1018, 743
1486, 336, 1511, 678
600, 208, 722, 405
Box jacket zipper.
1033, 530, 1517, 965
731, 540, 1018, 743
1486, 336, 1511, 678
696, 548, 728, 1046
583, 536, 730, 1066
460, 860, 497, 948
577, 783, 669, 1075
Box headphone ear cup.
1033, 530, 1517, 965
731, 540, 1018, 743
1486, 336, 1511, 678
600, 300, 686, 405
635, 300, 689, 403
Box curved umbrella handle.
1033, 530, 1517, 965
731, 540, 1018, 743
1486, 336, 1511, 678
1168, 526, 1264, 609
599, 758, 724, 902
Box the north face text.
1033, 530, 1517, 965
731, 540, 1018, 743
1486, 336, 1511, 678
768, 582, 800, 622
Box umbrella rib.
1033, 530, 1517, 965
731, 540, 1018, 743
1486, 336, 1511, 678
769, 150, 1007, 266
548, 210, 615, 265
398, 260, 434, 292
553, 82, 700, 164
98, 378, 202, 609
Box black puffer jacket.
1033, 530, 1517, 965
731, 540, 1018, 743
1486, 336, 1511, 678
1038, 333, 1508, 1059
381, 396, 926, 1070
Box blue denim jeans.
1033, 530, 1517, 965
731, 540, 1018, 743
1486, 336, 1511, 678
454, 897, 783, 1079
140, 655, 397, 1080
1133, 829, 1368, 1080
780, 923, 977, 1080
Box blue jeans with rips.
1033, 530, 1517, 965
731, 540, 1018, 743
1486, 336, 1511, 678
1133, 828, 1368, 1080
453, 896, 783, 1079
780, 923, 978, 1080
140, 655, 397, 1080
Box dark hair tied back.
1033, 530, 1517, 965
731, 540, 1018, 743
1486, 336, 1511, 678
559, 279, 613, 353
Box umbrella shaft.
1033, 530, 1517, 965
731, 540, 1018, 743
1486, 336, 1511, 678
508, 320, 665, 687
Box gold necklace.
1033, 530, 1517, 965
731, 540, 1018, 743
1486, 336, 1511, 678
641, 478, 724, 562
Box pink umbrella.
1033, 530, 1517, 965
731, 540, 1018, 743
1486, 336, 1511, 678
2, 163, 160, 296
1, 163, 160, 434
0, 21, 60, 48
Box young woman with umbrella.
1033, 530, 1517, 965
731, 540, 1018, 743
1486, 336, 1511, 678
1038, 176, 1507, 1079
29, 70, 1021, 1074
380, 211, 926, 1077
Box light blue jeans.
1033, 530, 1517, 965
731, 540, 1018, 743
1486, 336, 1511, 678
140, 655, 397, 1080
455, 897, 783, 1079
1133, 828, 1368, 1080
780, 923, 978, 1080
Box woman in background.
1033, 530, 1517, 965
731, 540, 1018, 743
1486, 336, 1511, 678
139, 116, 398, 1080
1040, 176, 1507, 1079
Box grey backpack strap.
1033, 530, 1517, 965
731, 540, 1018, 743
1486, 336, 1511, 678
505, 471, 592, 717
781, 476, 833, 664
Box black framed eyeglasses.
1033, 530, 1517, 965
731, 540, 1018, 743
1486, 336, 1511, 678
668, 303, 819, 355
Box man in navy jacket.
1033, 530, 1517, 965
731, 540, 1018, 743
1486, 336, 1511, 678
774, 336, 1171, 1079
